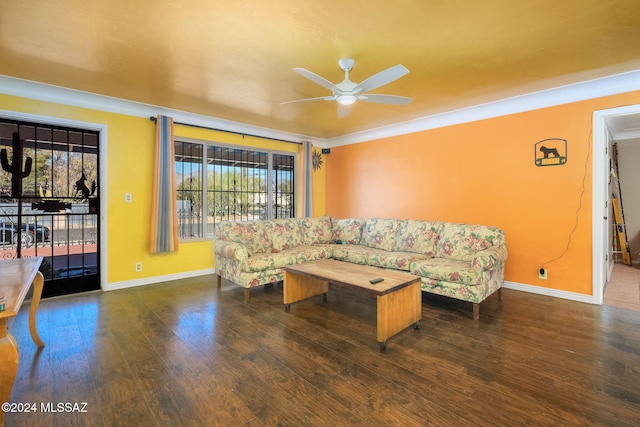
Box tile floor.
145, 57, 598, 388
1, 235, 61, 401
604, 263, 640, 312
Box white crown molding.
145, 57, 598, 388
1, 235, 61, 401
612, 129, 640, 141
327, 69, 640, 147
502, 281, 597, 305
0, 75, 318, 145
3, 70, 640, 148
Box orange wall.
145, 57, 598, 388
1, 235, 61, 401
326, 91, 640, 295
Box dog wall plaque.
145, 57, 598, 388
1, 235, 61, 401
535, 138, 567, 167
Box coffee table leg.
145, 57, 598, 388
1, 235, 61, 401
283, 271, 329, 309
376, 281, 422, 347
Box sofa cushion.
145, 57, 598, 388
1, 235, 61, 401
395, 220, 443, 256
298, 216, 333, 245
367, 249, 429, 271
245, 251, 297, 272
215, 220, 270, 256
264, 219, 303, 253
360, 218, 400, 252
436, 223, 505, 261
289, 245, 332, 264
332, 218, 366, 244
410, 258, 481, 285
328, 244, 369, 265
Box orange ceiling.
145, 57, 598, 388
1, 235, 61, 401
2, 0, 640, 139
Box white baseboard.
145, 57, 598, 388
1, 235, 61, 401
103, 268, 216, 291
103, 271, 597, 305
502, 281, 597, 305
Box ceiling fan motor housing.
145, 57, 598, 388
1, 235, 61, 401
338, 58, 355, 71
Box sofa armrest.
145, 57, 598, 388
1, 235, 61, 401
214, 240, 249, 265
472, 245, 508, 271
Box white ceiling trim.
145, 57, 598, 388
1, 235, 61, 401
2, 70, 640, 148
0, 75, 319, 145
612, 129, 640, 141
326, 69, 640, 147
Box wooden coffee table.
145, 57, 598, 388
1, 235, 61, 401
283, 259, 422, 350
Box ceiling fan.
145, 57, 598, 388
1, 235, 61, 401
283, 58, 412, 118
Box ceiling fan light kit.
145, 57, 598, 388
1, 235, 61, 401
336, 95, 357, 105
284, 58, 412, 117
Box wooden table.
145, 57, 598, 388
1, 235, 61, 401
0, 257, 45, 425
283, 259, 422, 350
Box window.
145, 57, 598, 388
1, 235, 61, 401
175, 140, 295, 239
175, 141, 203, 238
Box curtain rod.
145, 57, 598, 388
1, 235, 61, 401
149, 116, 301, 145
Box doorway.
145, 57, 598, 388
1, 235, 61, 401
0, 118, 100, 297
593, 105, 640, 306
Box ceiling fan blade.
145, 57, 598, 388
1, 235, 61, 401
337, 103, 352, 118
281, 96, 335, 105
354, 64, 409, 93
360, 94, 413, 105
293, 68, 338, 91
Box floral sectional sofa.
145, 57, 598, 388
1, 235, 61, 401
214, 216, 507, 319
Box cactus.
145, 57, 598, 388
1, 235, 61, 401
1, 132, 32, 198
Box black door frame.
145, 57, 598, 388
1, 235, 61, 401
0, 116, 102, 297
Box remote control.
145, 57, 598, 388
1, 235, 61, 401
369, 278, 384, 284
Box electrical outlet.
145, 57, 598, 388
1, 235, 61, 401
135, 262, 142, 272
538, 268, 547, 280
125, 193, 133, 203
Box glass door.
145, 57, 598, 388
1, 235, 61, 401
0, 119, 100, 297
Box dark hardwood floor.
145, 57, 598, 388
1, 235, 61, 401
5, 275, 640, 426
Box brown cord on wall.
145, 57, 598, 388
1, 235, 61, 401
541, 127, 592, 270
